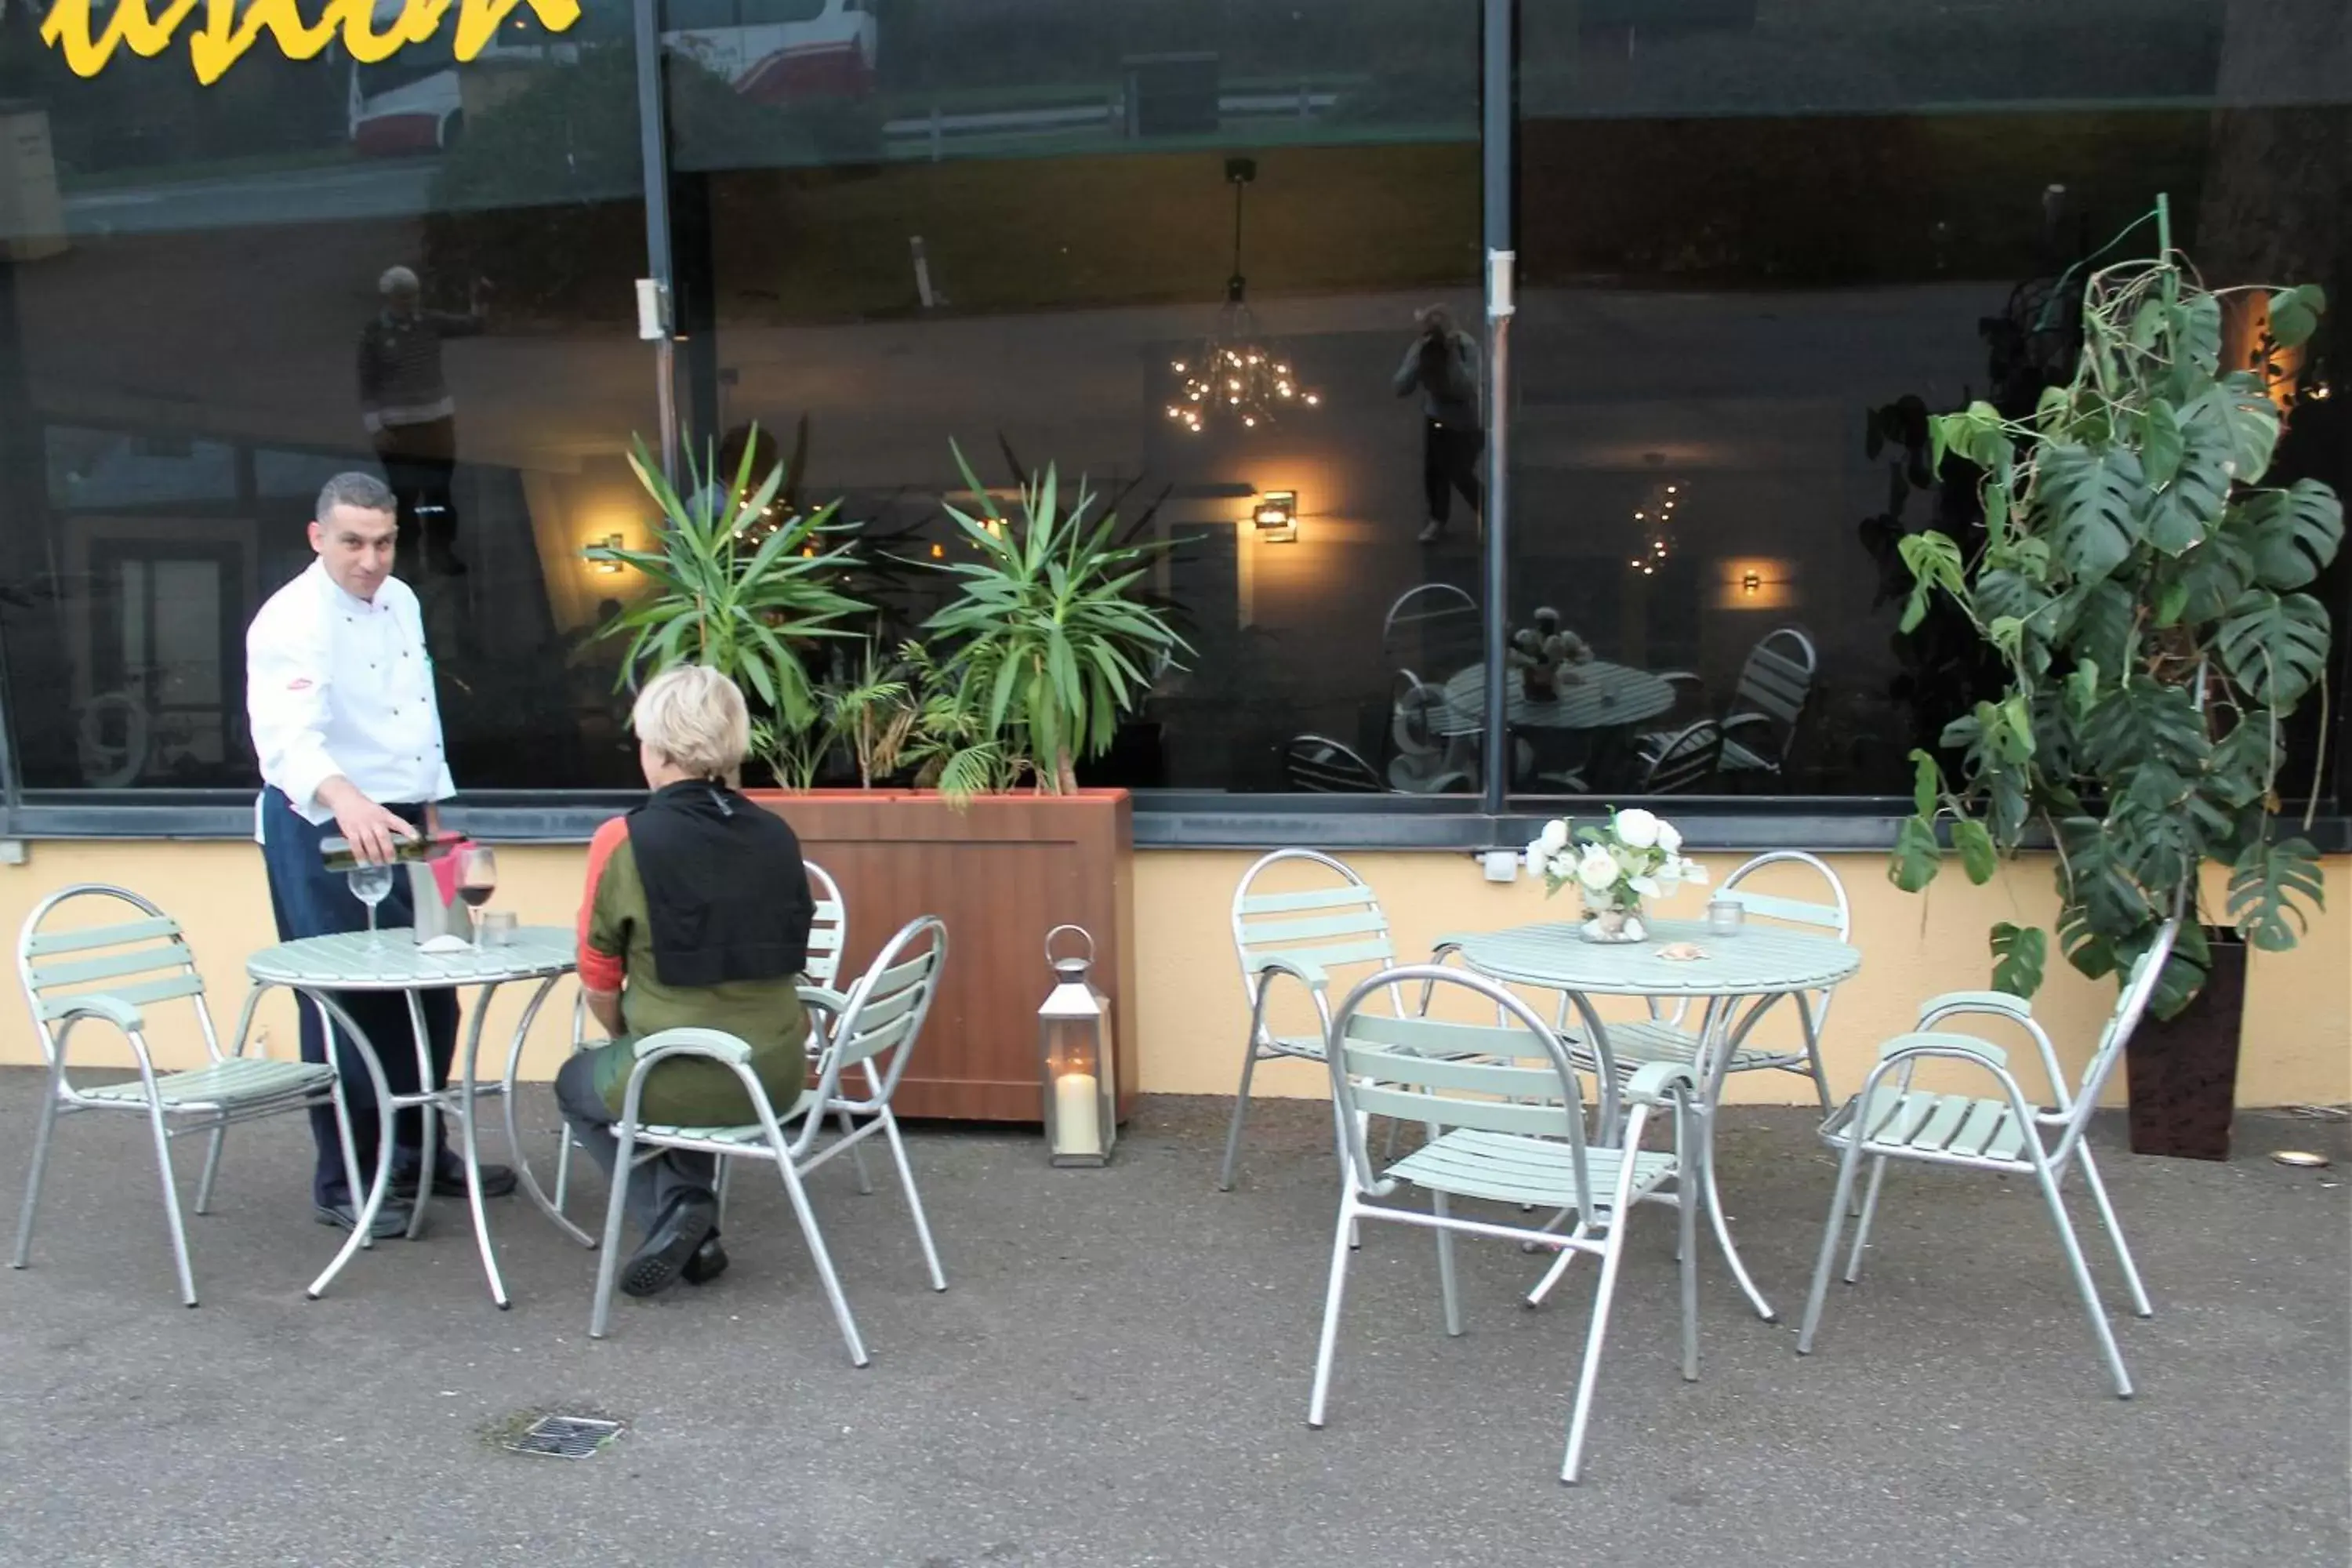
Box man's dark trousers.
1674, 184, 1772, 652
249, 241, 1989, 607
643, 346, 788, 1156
257, 786, 459, 1207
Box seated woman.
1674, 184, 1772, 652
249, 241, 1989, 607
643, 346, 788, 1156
554, 665, 815, 1298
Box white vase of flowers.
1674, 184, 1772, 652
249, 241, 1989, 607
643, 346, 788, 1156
1523, 808, 1707, 944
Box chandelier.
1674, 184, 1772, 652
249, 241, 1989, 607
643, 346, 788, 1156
1627, 478, 1682, 575
1167, 158, 1319, 434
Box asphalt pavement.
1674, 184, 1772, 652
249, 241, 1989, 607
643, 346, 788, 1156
0, 1073, 2344, 1567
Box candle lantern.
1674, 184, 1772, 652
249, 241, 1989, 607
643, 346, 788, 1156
1037, 924, 1116, 1166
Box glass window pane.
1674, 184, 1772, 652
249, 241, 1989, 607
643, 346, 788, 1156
1507, 0, 2350, 807
0, 0, 660, 793
663, 0, 1485, 794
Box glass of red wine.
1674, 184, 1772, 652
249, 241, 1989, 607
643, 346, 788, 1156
457, 845, 498, 946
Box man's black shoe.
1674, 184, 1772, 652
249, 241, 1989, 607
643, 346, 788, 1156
620, 1196, 717, 1298
314, 1198, 414, 1239
681, 1232, 729, 1287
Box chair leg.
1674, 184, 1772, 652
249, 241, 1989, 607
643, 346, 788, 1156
880, 1110, 947, 1291
2032, 1155, 2133, 1398
1796, 1138, 1867, 1356
2073, 1149, 2153, 1319
840, 1107, 875, 1196
587, 1129, 638, 1340
10, 1069, 65, 1270
1305, 1197, 1358, 1428
194, 1123, 228, 1216
776, 1157, 869, 1367
1432, 1192, 1462, 1338
1843, 1156, 1889, 1283
1677, 1170, 1700, 1383
1559, 1218, 1635, 1484
1217, 1043, 1265, 1192
145, 1101, 198, 1308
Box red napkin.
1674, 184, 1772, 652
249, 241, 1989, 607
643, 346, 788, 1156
430, 838, 472, 908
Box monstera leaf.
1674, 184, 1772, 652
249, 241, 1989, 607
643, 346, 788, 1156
2243, 480, 2346, 591
2140, 421, 2234, 556
1990, 921, 2048, 998
2216, 590, 2332, 707
2039, 444, 2144, 582
2227, 837, 2325, 951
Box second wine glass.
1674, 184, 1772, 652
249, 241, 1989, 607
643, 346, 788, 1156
457, 845, 498, 946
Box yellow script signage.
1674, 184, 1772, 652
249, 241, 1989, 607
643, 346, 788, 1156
42, 0, 585, 86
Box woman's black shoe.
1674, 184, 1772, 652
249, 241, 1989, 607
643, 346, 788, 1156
619, 1196, 717, 1298
681, 1232, 729, 1286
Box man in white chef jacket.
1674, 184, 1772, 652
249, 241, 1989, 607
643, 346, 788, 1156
246, 472, 513, 1238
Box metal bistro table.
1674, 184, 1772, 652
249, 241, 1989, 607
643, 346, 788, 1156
1433, 660, 1677, 738
238, 927, 593, 1308
1449, 918, 1861, 1323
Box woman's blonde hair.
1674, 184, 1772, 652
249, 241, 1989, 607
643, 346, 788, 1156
631, 665, 750, 781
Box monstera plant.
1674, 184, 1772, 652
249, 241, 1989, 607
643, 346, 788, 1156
1893, 206, 2341, 1017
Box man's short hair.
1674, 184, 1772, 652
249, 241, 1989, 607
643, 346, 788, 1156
316, 472, 398, 524
379, 265, 420, 296
631, 666, 752, 781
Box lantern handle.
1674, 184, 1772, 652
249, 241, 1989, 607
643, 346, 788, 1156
1044, 924, 1095, 967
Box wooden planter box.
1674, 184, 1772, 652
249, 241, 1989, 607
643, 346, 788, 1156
746, 788, 1138, 1125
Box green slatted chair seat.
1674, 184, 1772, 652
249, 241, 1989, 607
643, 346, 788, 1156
77, 1056, 336, 1109
1820, 1079, 2037, 1168
635, 1087, 815, 1147
1385, 1129, 1677, 1212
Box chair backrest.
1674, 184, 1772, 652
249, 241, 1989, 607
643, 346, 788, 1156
1638, 718, 1722, 795
17, 884, 215, 1083
1327, 964, 1599, 1213
805, 914, 947, 1131
1232, 851, 1406, 1036
1731, 627, 1817, 762
2059, 920, 2180, 1157
1717, 851, 1853, 1033
1381, 583, 1482, 674
803, 859, 847, 988
1390, 673, 1446, 760
1284, 734, 1385, 793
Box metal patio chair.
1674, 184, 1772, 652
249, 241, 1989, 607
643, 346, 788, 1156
13, 884, 353, 1307
1306, 964, 1700, 1485
1636, 627, 1817, 782
590, 915, 950, 1359
1283, 734, 1386, 793
1797, 920, 2178, 1398
1220, 850, 1444, 1192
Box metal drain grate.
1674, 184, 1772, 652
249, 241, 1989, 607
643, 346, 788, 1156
504, 1415, 623, 1459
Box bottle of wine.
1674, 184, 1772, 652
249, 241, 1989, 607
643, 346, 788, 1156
319, 831, 463, 874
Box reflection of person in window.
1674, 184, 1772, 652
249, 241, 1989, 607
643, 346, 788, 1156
359, 266, 485, 579
1392, 305, 1483, 545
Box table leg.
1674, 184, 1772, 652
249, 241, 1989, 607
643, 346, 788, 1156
454, 982, 510, 1309
1694, 993, 1787, 1323
303, 989, 398, 1301
503, 980, 597, 1250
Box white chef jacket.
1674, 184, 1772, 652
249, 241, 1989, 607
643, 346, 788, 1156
246, 559, 454, 833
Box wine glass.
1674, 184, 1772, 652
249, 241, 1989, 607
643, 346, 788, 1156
457, 845, 498, 946
347, 862, 396, 947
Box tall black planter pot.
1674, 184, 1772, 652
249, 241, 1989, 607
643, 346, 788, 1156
2125, 925, 2247, 1162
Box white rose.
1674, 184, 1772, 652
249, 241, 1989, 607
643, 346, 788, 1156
1630, 874, 1661, 898
1656, 820, 1682, 854
1538, 818, 1570, 853
1523, 842, 1546, 876
1576, 844, 1618, 891
1613, 808, 1660, 849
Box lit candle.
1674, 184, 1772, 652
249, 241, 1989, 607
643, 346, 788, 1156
1053, 1070, 1102, 1156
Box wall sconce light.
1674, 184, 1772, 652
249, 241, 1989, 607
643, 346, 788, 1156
1741, 570, 1762, 597
1252, 489, 1299, 543
587, 533, 624, 574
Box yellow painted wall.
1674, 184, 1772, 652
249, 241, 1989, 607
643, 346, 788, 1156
2, 842, 2346, 1109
